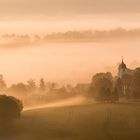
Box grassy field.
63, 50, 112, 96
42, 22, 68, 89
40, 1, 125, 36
2, 100, 140, 140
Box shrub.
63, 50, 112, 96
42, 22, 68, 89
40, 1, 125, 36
0, 95, 23, 120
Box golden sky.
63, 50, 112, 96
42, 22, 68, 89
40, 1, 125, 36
0, 0, 140, 85
0, 0, 140, 16
0, 0, 140, 34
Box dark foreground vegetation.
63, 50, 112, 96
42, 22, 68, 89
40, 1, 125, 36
0, 95, 23, 136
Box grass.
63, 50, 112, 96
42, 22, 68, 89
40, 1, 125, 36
2, 100, 140, 140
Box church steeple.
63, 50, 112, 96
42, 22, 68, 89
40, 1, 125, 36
121, 56, 124, 64
118, 57, 127, 79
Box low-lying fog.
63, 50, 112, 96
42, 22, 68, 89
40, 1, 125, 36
24, 96, 86, 111
0, 40, 139, 86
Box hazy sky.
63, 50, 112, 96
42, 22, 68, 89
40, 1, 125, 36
0, 0, 140, 34
0, 0, 140, 85
1, 42, 140, 86
0, 0, 140, 16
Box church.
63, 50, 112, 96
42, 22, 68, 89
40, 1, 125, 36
118, 58, 127, 79
118, 57, 133, 79
118, 57, 134, 96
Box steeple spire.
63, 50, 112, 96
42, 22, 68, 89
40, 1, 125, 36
122, 56, 124, 64
119, 56, 127, 79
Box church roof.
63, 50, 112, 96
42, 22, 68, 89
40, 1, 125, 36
119, 59, 127, 69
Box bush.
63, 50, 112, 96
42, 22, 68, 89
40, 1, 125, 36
0, 95, 23, 120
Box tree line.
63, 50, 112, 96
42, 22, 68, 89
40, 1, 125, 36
1, 28, 140, 46
0, 67, 140, 105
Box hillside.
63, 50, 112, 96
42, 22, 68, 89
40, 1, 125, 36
3, 101, 140, 140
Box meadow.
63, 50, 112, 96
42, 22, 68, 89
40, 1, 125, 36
3, 99, 140, 140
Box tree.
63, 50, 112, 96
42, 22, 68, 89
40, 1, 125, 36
47, 82, 58, 92
122, 74, 132, 98
0, 95, 23, 120
114, 77, 123, 96
27, 79, 37, 92
112, 88, 119, 102
0, 95, 23, 134
39, 78, 46, 91
90, 72, 113, 101
104, 88, 112, 102
9, 83, 28, 95
0, 75, 7, 91
131, 68, 140, 99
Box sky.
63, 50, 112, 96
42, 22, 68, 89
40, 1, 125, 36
0, 0, 140, 34
0, 42, 140, 86
0, 0, 140, 85
0, 0, 140, 16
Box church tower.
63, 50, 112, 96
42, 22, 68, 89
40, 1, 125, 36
118, 57, 127, 79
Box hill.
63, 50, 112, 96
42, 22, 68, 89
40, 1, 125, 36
2, 101, 140, 140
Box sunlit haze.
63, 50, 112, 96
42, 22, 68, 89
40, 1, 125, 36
0, 0, 139, 86
1, 1, 140, 140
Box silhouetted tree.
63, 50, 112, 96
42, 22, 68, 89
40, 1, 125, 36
39, 78, 46, 91
114, 77, 123, 96
0, 95, 23, 120
27, 79, 37, 92
104, 88, 112, 102
9, 83, 28, 94
0, 95, 23, 135
112, 88, 119, 102
74, 83, 89, 96
0, 74, 7, 91
47, 82, 58, 92
122, 74, 132, 98
131, 68, 140, 99
91, 72, 113, 101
